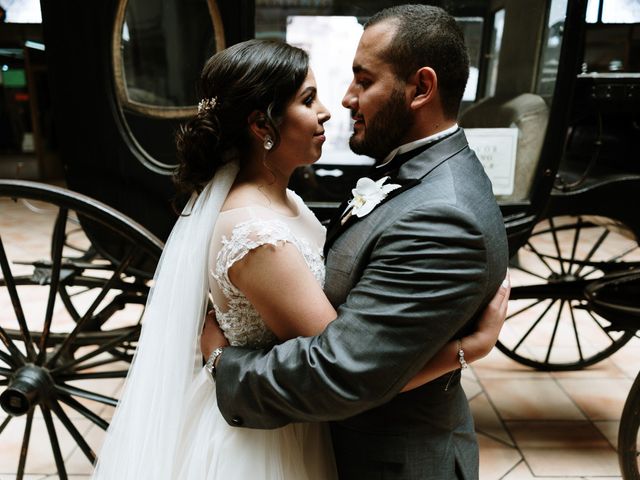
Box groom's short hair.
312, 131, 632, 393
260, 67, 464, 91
365, 4, 470, 119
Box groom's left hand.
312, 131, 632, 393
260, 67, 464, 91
201, 309, 229, 359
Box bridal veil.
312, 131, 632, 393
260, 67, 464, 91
92, 160, 239, 479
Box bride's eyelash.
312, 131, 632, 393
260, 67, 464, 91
303, 94, 315, 106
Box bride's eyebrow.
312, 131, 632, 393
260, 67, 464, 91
298, 86, 317, 98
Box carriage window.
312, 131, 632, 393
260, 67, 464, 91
113, 0, 225, 118
587, 0, 640, 23
602, 0, 640, 22
460, 17, 484, 103
0, 0, 41, 23
485, 9, 505, 98
536, 0, 568, 98
460, 0, 567, 203
584, 0, 640, 72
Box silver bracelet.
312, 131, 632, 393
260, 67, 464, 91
457, 339, 468, 370
204, 347, 225, 381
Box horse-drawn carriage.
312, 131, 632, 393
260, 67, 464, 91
1, 0, 639, 478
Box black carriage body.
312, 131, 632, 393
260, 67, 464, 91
39, 0, 254, 242
547, 73, 640, 240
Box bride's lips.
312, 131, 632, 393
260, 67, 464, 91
314, 131, 326, 142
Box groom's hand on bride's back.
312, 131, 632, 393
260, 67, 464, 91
201, 309, 229, 359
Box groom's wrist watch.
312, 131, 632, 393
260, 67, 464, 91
205, 347, 225, 381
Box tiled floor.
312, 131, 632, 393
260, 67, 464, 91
0, 191, 639, 479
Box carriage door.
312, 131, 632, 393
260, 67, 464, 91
40, 0, 253, 241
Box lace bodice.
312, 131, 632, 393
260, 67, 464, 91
208, 191, 326, 348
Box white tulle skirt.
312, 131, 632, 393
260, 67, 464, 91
172, 368, 338, 480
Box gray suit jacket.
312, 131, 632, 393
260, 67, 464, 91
216, 129, 508, 479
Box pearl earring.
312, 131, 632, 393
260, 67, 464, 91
263, 135, 273, 151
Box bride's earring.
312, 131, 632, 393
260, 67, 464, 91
263, 135, 273, 151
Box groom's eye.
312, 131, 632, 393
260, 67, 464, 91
356, 78, 371, 89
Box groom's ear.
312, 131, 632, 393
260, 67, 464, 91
408, 67, 437, 110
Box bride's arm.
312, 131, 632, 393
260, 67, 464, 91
207, 243, 509, 390
400, 275, 510, 392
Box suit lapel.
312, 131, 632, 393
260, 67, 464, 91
324, 196, 352, 251
323, 178, 419, 257
323, 129, 471, 257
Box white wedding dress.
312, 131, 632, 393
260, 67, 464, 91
172, 190, 338, 479
93, 157, 337, 479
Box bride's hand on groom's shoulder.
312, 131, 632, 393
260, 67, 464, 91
201, 309, 229, 359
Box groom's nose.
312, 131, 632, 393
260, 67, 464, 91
342, 81, 358, 110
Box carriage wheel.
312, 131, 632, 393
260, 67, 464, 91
619, 371, 640, 480
0, 180, 163, 479
498, 215, 639, 371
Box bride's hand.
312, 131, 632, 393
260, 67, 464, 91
201, 309, 229, 359
462, 271, 511, 361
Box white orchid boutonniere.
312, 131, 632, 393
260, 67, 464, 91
347, 176, 402, 219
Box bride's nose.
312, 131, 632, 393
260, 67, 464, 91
318, 102, 331, 124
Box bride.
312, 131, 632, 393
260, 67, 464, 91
92, 39, 509, 479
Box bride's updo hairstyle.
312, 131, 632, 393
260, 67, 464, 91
175, 39, 309, 195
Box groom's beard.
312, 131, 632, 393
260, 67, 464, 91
348, 85, 413, 162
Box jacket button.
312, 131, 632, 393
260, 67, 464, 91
231, 416, 243, 426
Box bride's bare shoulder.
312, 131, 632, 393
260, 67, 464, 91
221, 183, 268, 212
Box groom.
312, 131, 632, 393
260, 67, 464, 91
204, 5, 508, 479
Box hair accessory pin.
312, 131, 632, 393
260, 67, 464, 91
197, 97, 218, 114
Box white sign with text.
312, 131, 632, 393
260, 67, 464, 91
465, 128, 518, 196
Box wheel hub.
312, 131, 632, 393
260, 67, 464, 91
0, 364, 55, 416
548, 272, 579, 283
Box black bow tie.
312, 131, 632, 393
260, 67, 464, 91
370, 143, 432, 180
370, 129, 458, 180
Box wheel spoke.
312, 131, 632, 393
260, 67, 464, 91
17, 410, 34, 479
510, 264, 549, 281
52, 326, 139, 374
544, 300, 565, 364
548, 217, 566, 275
51, 399, 96, 464
569, 302, 584, 362
507, 299, 546, 320
37, 207, 69, 364
0, 324, 26, 367
587, 310, 616, 344
0, 366, 13, 376
607, 244, 640, 262
67, 286, 93, 298
0, 415, 12, 435
55, 383, 118, 407
40, 405, 68, 479
567, 218, 582, 275
573, 228, 609, 277
73, 355, 127, 372
57, 394, 109, 430
580, 245, 640, 278
58, 370, 129, 381
526, 241, 556, 275
512, 299, 557, 352
0, 235, 37, 361
47, 247, 137, 368
0, 348, 19, 368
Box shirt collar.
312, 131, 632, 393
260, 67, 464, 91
376, 123, 459, 169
